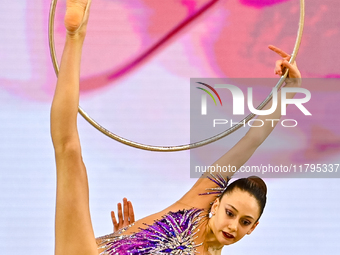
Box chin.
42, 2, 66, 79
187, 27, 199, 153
219, 232, 237, 246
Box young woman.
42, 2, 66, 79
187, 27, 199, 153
51, 1, 301, 255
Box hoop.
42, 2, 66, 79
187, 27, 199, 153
48, 0, 305, 151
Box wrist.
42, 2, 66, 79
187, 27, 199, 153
284, 78, 302, 88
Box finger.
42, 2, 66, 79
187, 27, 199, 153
268, 45, 290, 58
117, 203, 123, 227
128, 201, 135, 223
123, 198, 129, 225
282, 60, 300, 78
275, 59, 284, 75
111, 211, 119, 231
282, 60, 296, 69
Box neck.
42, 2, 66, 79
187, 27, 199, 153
200, 217, 224, 254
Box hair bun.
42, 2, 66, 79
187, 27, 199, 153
248, 176, 267, 195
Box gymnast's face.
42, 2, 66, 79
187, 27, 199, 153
210, 188, 260, 246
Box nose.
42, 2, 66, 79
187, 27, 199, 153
227, 218, 238, 232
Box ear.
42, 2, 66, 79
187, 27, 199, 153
247, 221, 259, 235
211, 199, 220, 214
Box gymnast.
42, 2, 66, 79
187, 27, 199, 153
51, 1, 301, 254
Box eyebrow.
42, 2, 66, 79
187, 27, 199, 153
226, 204, 255, 220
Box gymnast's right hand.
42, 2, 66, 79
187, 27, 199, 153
269, 45, 301, 87
111, 198, 135, 232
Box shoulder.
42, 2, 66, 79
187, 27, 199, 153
178, 173, 230, 210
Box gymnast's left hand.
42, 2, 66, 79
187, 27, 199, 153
111, 198, 135, 232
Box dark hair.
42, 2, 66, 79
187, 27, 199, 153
220, 176, 267, 220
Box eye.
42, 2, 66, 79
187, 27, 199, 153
242, 220, 251, 226
225, 210, 234, 217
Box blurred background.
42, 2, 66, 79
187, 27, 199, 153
1, 0, 340, 254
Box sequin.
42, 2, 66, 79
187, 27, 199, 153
199, 173, 230, 197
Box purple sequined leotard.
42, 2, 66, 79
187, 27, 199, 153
96, 208, 204, 255
96, 173, 229, 255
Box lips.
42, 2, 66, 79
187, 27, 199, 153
222, 231, 235, 239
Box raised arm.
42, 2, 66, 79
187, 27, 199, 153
51, 1, 98, 255
211, 45, 301, 172
179, 46, 301, 209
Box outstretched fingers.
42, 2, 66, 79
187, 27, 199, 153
111, 198, 136, 232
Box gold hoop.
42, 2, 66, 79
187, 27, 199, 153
48, 0, 305, 151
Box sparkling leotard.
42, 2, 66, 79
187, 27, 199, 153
96, 173, 229, 255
